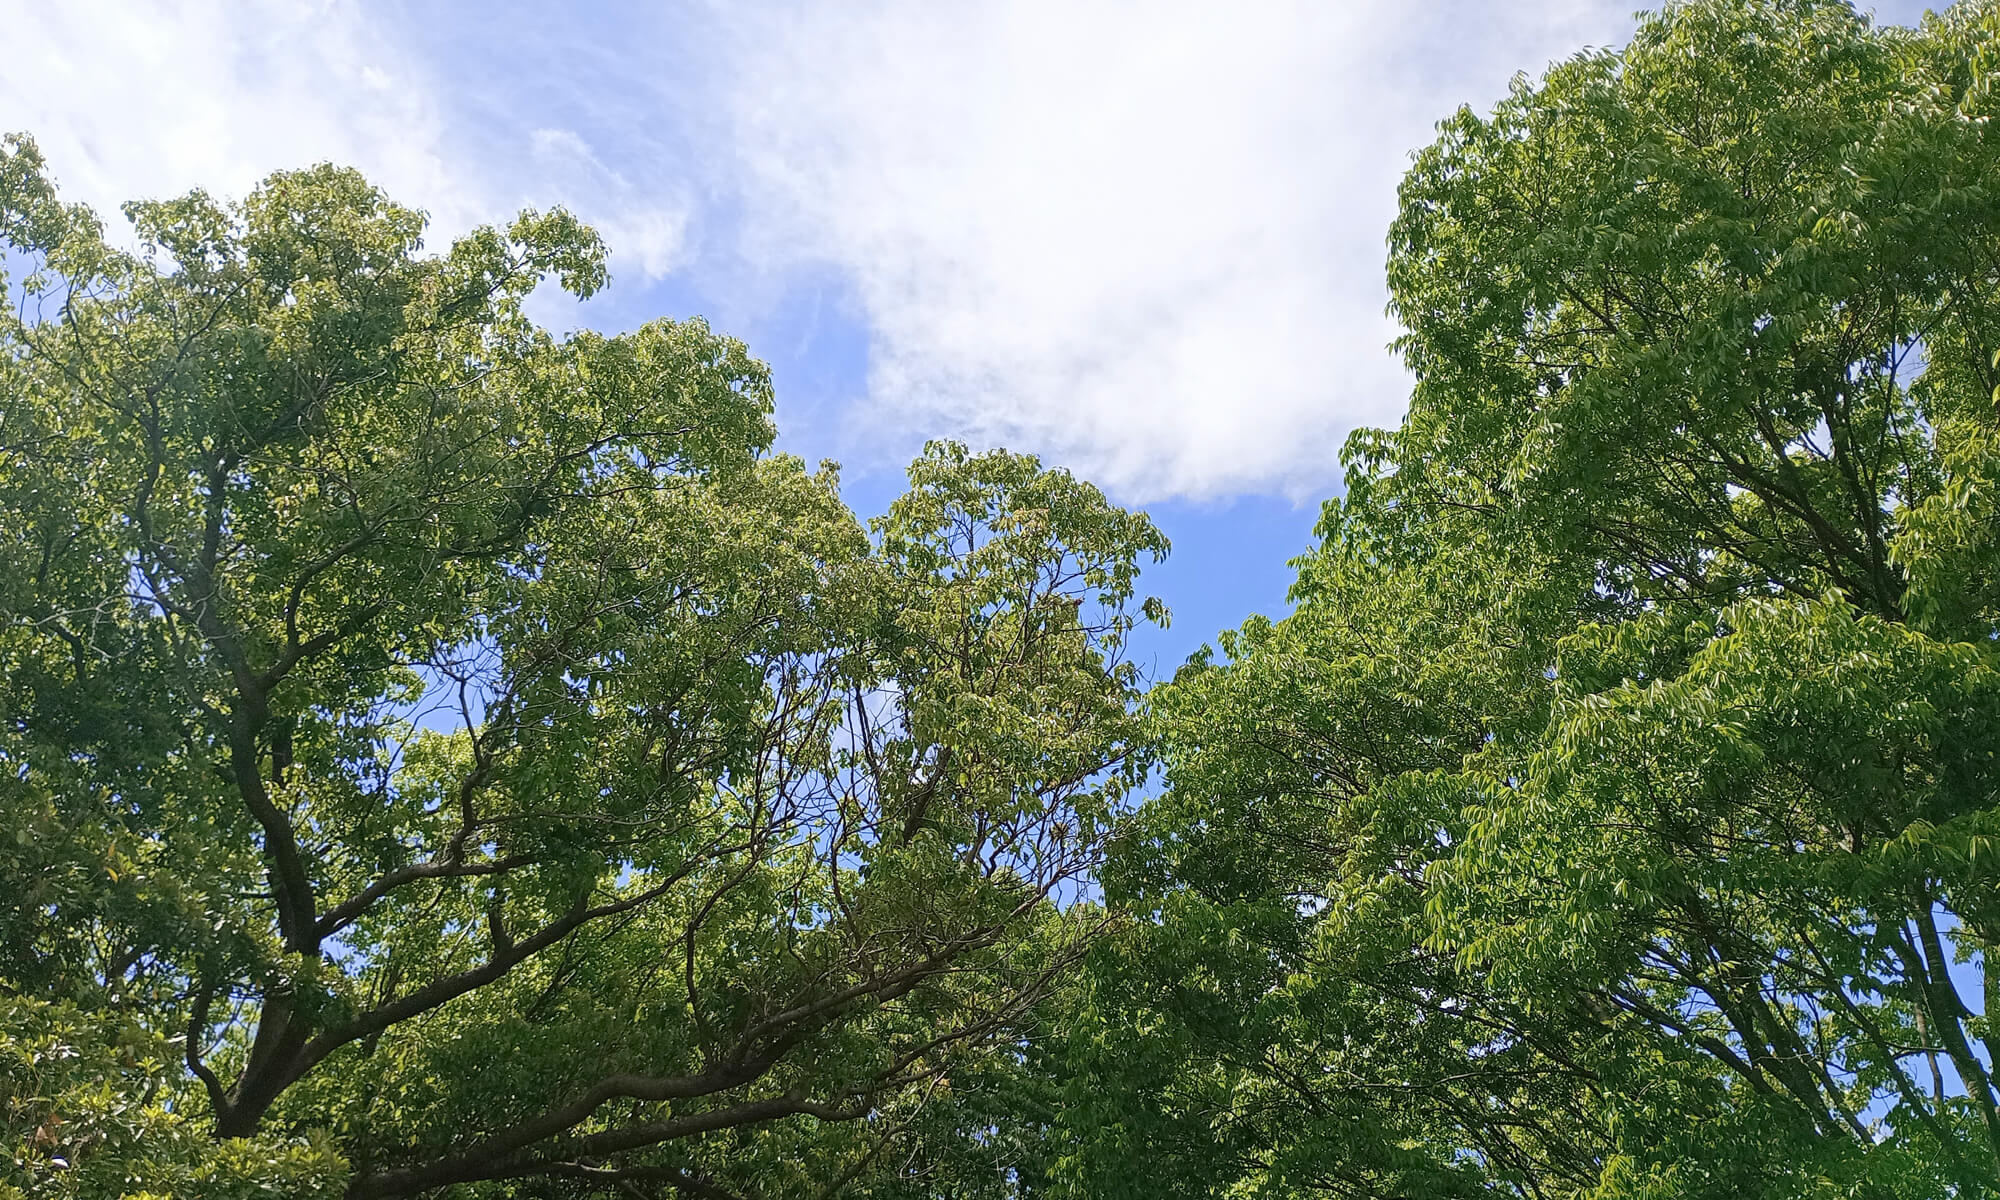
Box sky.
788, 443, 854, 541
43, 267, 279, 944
0, 0, 1940, 677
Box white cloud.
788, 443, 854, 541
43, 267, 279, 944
0, 0, 689, 284
527, 127, 690, 282
0, 0, 479, 237
708, 0, 1641, 500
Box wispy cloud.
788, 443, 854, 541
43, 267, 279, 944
527, 127, 691, 281
2, 0, 476, 233
0, 0, 691, 287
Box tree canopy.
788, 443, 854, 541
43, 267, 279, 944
0, 132, 1164, 1197
13, 1, 2000, 1198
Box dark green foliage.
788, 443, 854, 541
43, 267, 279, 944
1057, 3, 2000, 1197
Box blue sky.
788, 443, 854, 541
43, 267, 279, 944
0, 0, 1939, 675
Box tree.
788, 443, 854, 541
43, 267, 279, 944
1058, 2, 2000, 1197
0, 133, 1165, 1198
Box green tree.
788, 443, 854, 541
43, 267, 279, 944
1060, 2, 2000, 1197
0, 134, 1164, 1198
